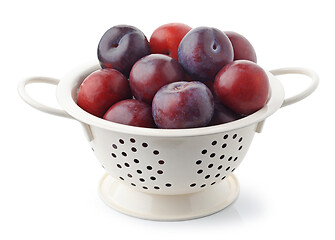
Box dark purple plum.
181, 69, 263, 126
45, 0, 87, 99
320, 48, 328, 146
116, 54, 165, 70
178, 27, 234, 81
209, 102, 242, 126
129, 54, 185, 104
103, 99, 156, 128
225, 31, 257, 63
98, 25, 151, 76
152, 81, 214, 129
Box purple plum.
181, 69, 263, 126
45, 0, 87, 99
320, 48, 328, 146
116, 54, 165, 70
209, 102, 242, 126
178, 27, 234, 81
152, 81, 214, 129
225, 31, 257, 63
98, 25, 151, 76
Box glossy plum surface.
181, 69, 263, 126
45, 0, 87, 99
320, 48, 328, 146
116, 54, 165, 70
129, 54, 185, 104
209, 102, 242, 126
103, 99, 156, 128
225, 31, 257, 63
149, 23, 192, 61
77, 69, 131, 118
214, 60, 269, 116
97, 25, 151, 76
178, 27, 234, 81
152, 81, 214, 129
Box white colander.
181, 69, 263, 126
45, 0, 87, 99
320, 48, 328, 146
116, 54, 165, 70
18, 62, 318, 221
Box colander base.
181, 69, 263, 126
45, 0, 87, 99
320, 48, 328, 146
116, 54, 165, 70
98, 173, 239, 221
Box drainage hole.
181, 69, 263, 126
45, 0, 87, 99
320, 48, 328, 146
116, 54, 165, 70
153, 150, 159, 155
158, 160, 165, 165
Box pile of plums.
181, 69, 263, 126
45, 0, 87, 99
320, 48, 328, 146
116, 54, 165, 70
77, 23, 269, 129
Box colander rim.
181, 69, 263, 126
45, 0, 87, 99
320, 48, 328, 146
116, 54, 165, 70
56, 61, 285, 137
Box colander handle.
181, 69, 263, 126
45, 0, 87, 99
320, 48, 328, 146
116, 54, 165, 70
18, 77, 94, 141
256, 67, 319, 133
270, 67, 319, 108
18, 77, 72, 119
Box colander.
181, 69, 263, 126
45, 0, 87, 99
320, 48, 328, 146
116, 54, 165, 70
18, 62, 318, 221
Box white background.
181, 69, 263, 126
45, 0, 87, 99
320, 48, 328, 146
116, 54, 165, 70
1, 0, 334, 239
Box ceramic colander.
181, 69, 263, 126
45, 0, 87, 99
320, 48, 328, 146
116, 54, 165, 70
18, 62, 318, 221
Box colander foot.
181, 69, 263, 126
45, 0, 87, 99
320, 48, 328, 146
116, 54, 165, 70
98, 173, 239, 221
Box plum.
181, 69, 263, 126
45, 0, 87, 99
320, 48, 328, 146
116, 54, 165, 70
129, 54, 185, 104
209, 102, 242, 126
103, 99, 156, 128
214, 60, 269, 116
149, 23, 192, 61
225, 31, 257, 63
97, 25, 151, 76
178, 26, 234, 81
77, 69, 131, 118
152, 81, 214, 129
